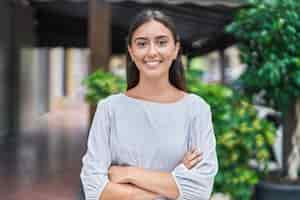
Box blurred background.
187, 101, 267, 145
1, 0, 299, 200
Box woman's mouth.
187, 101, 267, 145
144, 60, 162, 69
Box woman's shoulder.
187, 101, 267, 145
188, 93, 209, 107
187, 93, 211, 116
96, 93, 123, 106
93, 94, 124, 118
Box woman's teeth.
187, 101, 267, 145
145, 61, 160, 66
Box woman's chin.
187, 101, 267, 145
141, 69, 166, 79
144, 63, 161, 71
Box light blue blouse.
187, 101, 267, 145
80, 93, 218, 200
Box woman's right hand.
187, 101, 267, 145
182, 148, 203, 169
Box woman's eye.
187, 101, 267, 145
136, 41, 147, 48
158, 40, 168, 47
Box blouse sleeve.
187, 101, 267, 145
171, 102, 218, 200
80, 99, 112, 200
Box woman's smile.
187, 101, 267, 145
144, 60, 162, 69
128, 20, 179, 78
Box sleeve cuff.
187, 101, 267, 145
171, 164, 188, 200
95, 178, 109, 200
82, 175, 109, 200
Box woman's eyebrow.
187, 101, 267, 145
155, 35, 169, 40
134, 35, 169, 42
134, 37, 148, 42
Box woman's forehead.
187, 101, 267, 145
132, 20, 174, 40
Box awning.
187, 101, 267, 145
29, 0, 247, 55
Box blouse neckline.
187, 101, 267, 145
120, 92, 189, 105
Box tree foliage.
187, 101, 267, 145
226, 0, 300, 111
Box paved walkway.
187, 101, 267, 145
0, 100, 89, 200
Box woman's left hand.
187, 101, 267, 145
108, 165, 131, 184
182, 148, 203, 169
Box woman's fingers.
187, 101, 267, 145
187, 155, 202, 169
184, 148, 201, 161
182, 149, 203, 169
187, 150, 201, 161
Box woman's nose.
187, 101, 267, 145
147, 42, 158, 57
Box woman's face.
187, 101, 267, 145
128, 20, 180, 80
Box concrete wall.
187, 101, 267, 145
0, 1, 35, 138
0, 0, 12, 138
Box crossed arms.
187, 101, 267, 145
100, 167, 176, 200
100, 149, 202, 200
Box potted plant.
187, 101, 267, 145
226, 0, 300, 199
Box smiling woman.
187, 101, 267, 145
127, 20, 180, 80
80, 9, 218, 200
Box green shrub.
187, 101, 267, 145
226, 0, 300, 111
186, 68, 276, 200
81, 69, 126, 105
226, 0, 300, 183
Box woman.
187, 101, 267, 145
80, 9, 218, 200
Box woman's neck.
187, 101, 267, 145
135, 77, 174, 97
126, 76, 185, 103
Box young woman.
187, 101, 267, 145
80, 9, 218, 200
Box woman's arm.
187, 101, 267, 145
100, 182, 161, 200
171, 103, 218, 200
128, 167, 179, 199
81, 100, 163, 200
108, 149, 202, 199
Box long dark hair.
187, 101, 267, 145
126, 9, 186, 91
